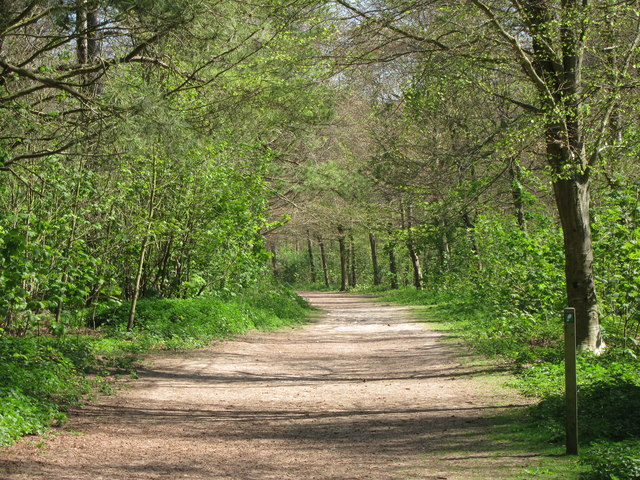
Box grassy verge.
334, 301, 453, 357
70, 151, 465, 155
0, 282, 310, 447
374, 287, 640, 480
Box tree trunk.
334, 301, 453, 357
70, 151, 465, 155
530, 0, 602, 352
386, 240, 399, 290
509, 160, 527, 231
369, 232, 381, 286
318, 235, 330, 288
154, 236, 173, 293
128, 237, 149, 331
128, 157, 157, 331
548, 130, 603, 351
404, 203, 424, 290
76, 1, 89, 65
462, 211, 483, 271
407, 242, 423, 290
437, 219, 450, 271
306, 230, 317, 283
348, 233, 357, 288
337, 225, 348, 291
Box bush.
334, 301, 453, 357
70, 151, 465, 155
581, 441, 640, 480
93, 283, 309, 347
0, 336, 94, 446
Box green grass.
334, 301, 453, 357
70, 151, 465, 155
0, 282, 311, 446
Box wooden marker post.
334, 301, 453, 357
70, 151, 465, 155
564, 307, 578, 455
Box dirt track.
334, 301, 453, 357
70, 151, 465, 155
0, 292, 536, 480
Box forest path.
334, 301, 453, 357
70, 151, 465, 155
0, 292, 537, 480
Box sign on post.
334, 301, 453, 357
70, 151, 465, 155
564, 307, 578, 455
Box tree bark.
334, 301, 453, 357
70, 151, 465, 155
318, 235, 330, 288
337, 225, 348, 291
348, 233, 357, 288
369, 232, 381, 286
437, 219, 450, 271
76, 1, 89, 66
407, 242, 423, 290
509, 160, 527, 231
549, 138, 603, 351
386, 240, 399, 290
404, 203, 424, 290
306, 230, 317, 283
128, 237, 149, 331
528, 0, 602, 351
128, 157, 157, 331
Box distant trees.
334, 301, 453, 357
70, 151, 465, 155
266, 0, 640, 354
299, 0, 640, 353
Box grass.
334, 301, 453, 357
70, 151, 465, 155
0, 282, 311, 447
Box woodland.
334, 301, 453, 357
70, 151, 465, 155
1, 1, 640, 479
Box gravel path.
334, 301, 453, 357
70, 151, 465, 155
0, 292, 536, 480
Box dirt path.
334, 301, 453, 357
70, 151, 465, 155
0, 292, 536, 480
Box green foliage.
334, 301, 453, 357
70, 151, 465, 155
581, 441, 640, 480
0, 389, 65, 446
92, 282, 308, 347
592, 183, 640, 347
524, 368, 640, 446
0, 335, 95, 446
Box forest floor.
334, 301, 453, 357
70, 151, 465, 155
0, 292, 544, 480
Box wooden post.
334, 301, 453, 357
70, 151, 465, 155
564, 307, 578, 455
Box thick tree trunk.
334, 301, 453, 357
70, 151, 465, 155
369, 232, 381, 286
474, 0, 603, 351
318, 235, 330, 287
306, 230, 317, 283
542, 0, 601, 352
553, 176, 602, 351
547, 123, 604, 351
337, 225, 348, 292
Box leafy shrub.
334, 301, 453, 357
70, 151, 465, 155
93, 284, 308, 348
0, 389, 66, 446
581, 441, 640, 480
523, 370, 640, 447
0, 336, 94, 446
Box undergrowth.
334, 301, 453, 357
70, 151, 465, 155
0, 282, 310, 446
